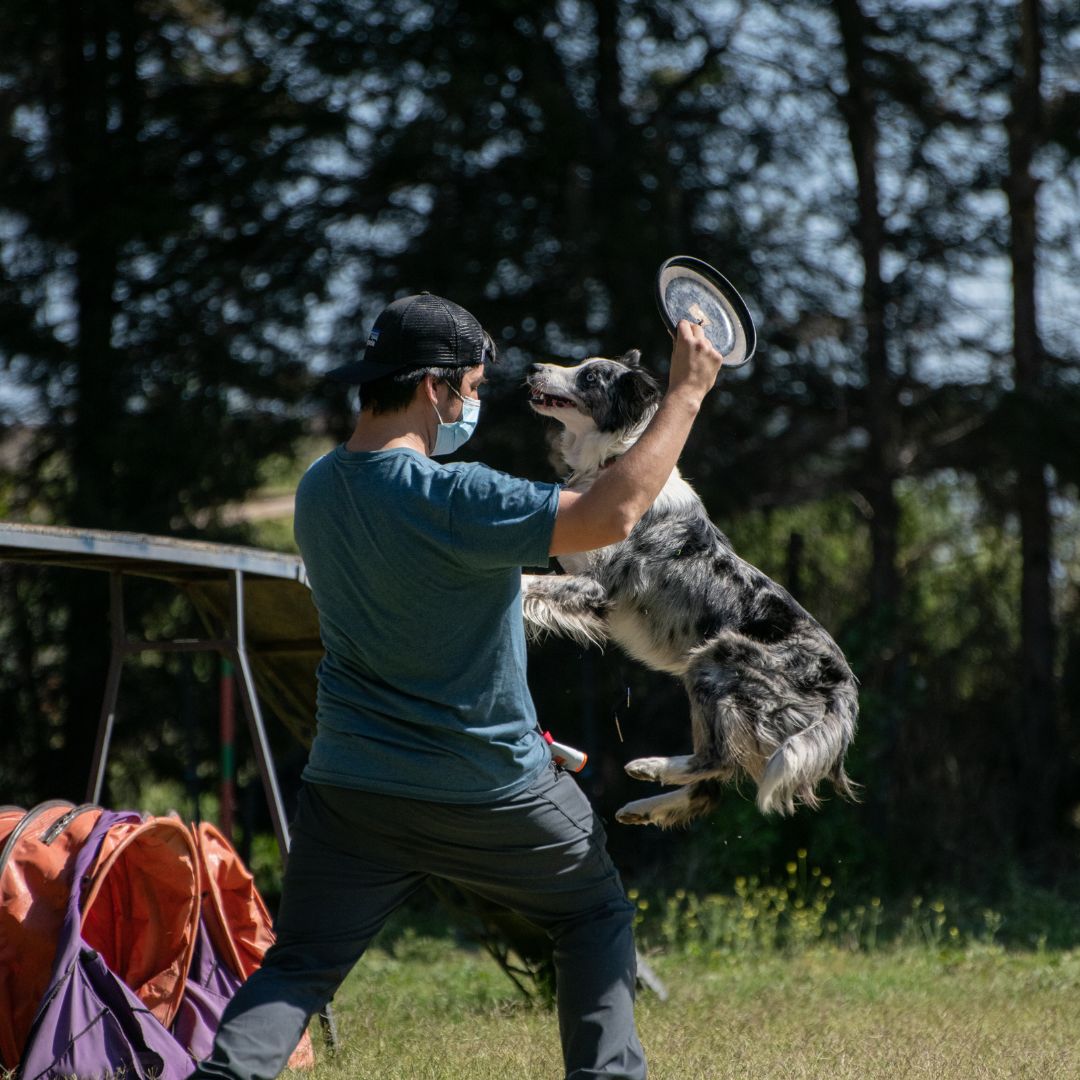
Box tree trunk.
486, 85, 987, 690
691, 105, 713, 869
833, 0, 907, 856
55, 0, 127, 800
590, 0, 637, 337
834, 0, 902, 630
1007, 0, 1058, 852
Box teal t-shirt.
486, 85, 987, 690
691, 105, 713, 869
294, 445, 561, 802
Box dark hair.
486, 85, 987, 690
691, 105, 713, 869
358, 331, 497, 415
358, 364, 471, 415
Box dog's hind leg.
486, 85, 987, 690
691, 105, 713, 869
623, 755, 699, 785
522, 573, 610, 648
665, 633, 856, 816
616, 780, 724, 828
623, 663, 745, 787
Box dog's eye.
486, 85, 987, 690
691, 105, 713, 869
584, 371, 597, 384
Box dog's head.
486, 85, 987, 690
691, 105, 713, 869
526, 351, 662, 437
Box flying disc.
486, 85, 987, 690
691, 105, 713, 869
655, 256, 756, 368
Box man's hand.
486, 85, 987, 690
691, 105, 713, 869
667, 319, 725, 401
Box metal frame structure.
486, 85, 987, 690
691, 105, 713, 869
0, 522, 311, 860
89, 567, 293, 857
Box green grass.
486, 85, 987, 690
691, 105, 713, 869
8, 863, 1080, 1080
274, 853, 1080, 1078
286, 931, 1080, 1080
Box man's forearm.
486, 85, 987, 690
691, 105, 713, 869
577, 386, 703, 537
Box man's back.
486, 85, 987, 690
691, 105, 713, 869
294, 444, 560, 801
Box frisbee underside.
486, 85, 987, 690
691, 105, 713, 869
656, 259, 756, 368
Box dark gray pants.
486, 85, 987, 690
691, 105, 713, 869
192, 766, 647, 1080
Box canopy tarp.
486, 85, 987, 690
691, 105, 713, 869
0, 522, 320, 749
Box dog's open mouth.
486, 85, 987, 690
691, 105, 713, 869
529, 390, 577, 410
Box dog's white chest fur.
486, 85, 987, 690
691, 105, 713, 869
606, 603, 692, 675
558, 469, 700, 676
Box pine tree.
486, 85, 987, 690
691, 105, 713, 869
0, 0, 353, 800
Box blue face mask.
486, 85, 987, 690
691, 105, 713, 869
431, 383, 481, 456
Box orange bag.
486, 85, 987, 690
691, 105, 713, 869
81, 815, 200, 1030
0, 805, 26, 845
194, 822, 275, 980
1, 805, 313, 1071
0, 801, 104, 1070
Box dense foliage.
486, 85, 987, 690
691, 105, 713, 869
2, 0, 1079, 896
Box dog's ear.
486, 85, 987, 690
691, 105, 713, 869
608, 365, 662, 429
621, 349, 642, 368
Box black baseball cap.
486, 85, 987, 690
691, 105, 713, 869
327, 292, 490, 384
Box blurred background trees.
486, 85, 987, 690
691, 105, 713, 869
2, 0, 1079, 900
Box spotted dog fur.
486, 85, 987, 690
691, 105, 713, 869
524, 351, 859, 827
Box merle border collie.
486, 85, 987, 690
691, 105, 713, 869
523, 350, 858, 827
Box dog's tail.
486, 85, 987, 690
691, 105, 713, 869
756, 684, 860, 816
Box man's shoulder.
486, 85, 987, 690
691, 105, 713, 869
295, 448, 335, 499
441, 458, 507, 485
443, 460, 554, 502
298, 449, 556, 525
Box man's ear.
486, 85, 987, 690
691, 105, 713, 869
421, 372, 440, 405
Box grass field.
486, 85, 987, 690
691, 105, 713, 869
285, 928, 1080, 1080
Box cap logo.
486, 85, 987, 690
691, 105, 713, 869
366, 328, 381, 348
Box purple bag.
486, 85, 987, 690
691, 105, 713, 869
18, 811, 196, 1080
170, 920, 243, 1061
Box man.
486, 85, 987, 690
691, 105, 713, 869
193, 292, 724, 1080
